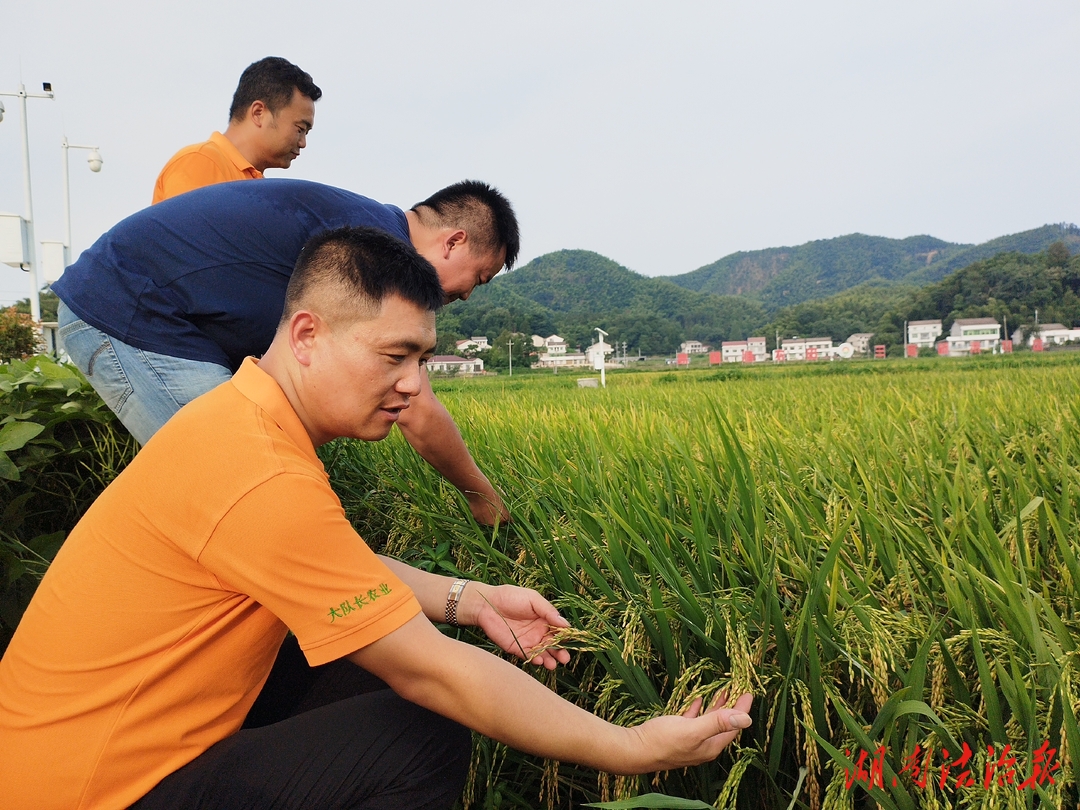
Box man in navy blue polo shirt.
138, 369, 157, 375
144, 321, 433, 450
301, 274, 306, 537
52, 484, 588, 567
53, 178, 518, 524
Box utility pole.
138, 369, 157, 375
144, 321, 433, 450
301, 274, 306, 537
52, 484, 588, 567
508, 336, 513, 377
0, 81, 55, 321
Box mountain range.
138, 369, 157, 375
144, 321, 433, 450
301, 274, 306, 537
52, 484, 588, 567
437, 223, 1080, 358
665, 223, 1080, 309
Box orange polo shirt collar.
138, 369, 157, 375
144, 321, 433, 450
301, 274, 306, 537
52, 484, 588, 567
208, 131, 263, 179
231, 357, 318, 465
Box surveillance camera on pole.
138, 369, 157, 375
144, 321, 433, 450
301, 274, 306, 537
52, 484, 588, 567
62, 137, 104, 269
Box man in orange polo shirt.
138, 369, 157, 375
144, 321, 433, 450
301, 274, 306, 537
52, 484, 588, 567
0, 227, 753, 809
152, 57, 320, 203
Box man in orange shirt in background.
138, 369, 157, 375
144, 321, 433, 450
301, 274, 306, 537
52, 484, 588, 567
152, 57, 321, 203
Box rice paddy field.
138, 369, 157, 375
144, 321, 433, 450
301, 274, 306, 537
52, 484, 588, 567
323, 354, 1080, 810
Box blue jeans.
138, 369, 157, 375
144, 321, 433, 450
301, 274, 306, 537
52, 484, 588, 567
58, 301, 232, 445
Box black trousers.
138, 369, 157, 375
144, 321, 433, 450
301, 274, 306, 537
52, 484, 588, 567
131, 637, 470, 810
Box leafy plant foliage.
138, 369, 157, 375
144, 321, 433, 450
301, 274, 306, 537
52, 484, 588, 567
0, 356, 137, 653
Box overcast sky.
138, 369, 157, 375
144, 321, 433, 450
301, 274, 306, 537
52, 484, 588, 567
3, 1, 1079, 306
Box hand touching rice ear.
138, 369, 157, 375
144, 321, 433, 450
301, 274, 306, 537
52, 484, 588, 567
358, 563, 752, 775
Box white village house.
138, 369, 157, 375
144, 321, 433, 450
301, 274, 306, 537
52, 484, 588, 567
455, 336, 491, 353
532, 334, 589, 368
720, 337, 768, 363
427, 355, 484, 375
773, 337, 833, 362
678, 340, 709, 354
1024, 323, 1080, 346
944, 317, 1001, 356
532, 334, 566, 356
846, 333, 874, 356
907, 320, 942, 349
585, 337, 614, 367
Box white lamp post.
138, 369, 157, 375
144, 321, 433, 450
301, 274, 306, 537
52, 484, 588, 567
62, 136, 103, 264
0, 82, 55, 322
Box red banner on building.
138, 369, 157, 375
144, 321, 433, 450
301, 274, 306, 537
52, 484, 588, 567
775, 350, 787, 362
937, 342, 949, 356
709, 351, 722, 365
806, 347, 819, 361
906, 344, 918, 358
742, 350, 755, 363
874, 345, 886, 359
1001, 340, 1013, 354
970, 341, 981, 354
1033, 338, 1044, 352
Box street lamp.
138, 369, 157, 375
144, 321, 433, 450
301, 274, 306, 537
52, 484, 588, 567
62, 136, 103, 264
0, 81, 54, 321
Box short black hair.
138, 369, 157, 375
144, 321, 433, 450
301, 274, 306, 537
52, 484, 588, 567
281, 227, 444, 327
229, 57, 322, 122
411, 180, 520, 271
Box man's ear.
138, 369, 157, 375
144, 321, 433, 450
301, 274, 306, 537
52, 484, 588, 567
442, 229, 468, 260
248, 99, 269, 128
288, 310, 321, 366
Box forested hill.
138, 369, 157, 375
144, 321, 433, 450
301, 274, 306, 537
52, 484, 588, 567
766, 246, 1080, 348
903, 224, 1080, 283
436, 238, 1080, 362
667, 224, 1080, 309
481, 249, 647, 313
436, 250, 767, 355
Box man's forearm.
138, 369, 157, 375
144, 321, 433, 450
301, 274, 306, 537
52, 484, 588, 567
349, 614, 751, 775
402, 414, 502, 510
396, 379, 508, 522
350, 615, 634, 771
379, 555, 479, 622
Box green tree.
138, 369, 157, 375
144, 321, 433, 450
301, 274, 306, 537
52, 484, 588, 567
1047, 240, 1070, 268
0, 308, 38, 361
435, 329, 465, 355
765, 283, 913, 344
483, 331, 529, 371
13, 291, 59, 322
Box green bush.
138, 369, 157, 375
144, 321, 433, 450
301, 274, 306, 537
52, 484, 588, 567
0, 355, 137, 653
